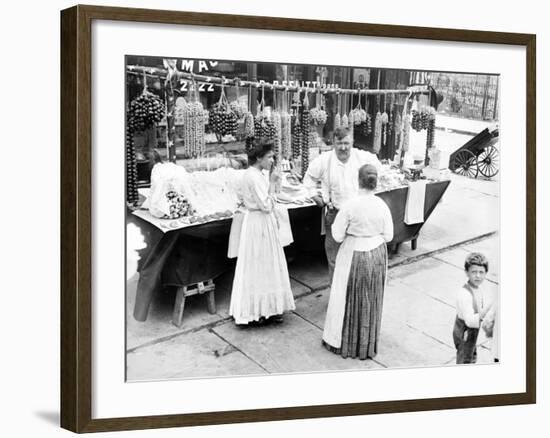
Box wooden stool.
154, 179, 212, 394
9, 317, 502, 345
172, 279, 216, 327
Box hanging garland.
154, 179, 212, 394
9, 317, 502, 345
380, 95, 389, 146
402, 111, 411, 153
182, 81, 208, 158
126, 111, 139, 206
229, 81, 248, 119
254, 85, 276, 140
334, 93, 342, 131
351, 91, 367, 125
272, 89, 282, 160
209, 82, 238, 138
359, 92, 372, 136
280, 91, 292, 159
243, 85, 255, 151
310, 90, 327, 126
127, 75, 166, 133
426, 107, 436, 149
373, 94, 383, 154
348, 100, 355, 142
291, 91, 302, 160
300, 91, 311, 176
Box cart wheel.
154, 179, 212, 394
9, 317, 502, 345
477, 145, 499, 178
452, 150, 478, 178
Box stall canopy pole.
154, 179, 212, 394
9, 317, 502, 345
127, 66, 431, 97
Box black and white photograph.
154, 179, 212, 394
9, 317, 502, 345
125, 55, 501, 382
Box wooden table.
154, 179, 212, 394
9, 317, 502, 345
129, 180, 450, 321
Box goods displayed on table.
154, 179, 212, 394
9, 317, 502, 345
178, 153, 245, 172
276, 172, 312, 205
141, 160, 319, 230
144, 163, 241, 226
376, 164, 408, 192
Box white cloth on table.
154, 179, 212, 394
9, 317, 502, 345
229, 167, 295, 324
404, 180, 427, 225
322, 192, 394, 348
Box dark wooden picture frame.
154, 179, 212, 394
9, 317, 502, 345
60, 4, 536, 433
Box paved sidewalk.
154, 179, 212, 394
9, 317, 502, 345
126, 233, 499, 381
126, 169, 499, 381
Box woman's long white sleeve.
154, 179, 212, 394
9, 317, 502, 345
382, 203, 394, 242
331, 207, 349, 243
249, 174, 275, 213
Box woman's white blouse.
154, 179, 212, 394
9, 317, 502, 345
240, 167, 275, 213
331, 191, 394, 244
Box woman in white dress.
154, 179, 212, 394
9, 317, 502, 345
322, 164, 394, 359
229, 141, 295, 325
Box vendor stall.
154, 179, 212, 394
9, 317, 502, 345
130, 178, 449, 321
125, 61, 449, 322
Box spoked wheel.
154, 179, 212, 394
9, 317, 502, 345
477, 145, 499, 178
452, 149, 479, 178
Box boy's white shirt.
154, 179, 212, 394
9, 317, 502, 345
455, 282, 496, 329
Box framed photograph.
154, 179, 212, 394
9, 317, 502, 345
60, 4, 536, 433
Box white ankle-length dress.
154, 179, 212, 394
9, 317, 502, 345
229, 167, 295, 324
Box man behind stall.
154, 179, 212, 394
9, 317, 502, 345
303, 126, 382, 282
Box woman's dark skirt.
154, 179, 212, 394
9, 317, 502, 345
323, 243, 388, 360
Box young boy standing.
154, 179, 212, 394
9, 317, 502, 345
453, 253, 494, 364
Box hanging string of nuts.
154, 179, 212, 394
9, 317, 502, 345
128, 91, 166, 133
309, 89, 327, 126
358, 92, 372, 136
300, 91, 310, 176
244, 85, 255, 153
373, 112, 383, 154
351, 91, 367, 125
209, 81, 238, 138
291, 92, 302, 160
272, 89, 282, 160
182, 81, 208, 158
381, 95, 389, 146
253, 85, 276, 140
280, 91, 292, 159
229, 81, 247, 119
402, 111, 411, 153
334, 93, 342, 131
426, 107, 436, 149
126, 111, 139, 206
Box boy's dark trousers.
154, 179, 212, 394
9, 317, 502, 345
453, 316, 479, 364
